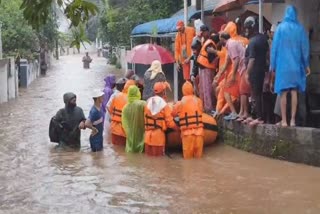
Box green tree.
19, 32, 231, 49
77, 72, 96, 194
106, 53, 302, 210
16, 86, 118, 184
99, 0, 183, 47
38, 12, 59, 51
20, 0, 98, 30
18, 0, 98, 50
86, 0, 104, 41
0, 0, 39, 59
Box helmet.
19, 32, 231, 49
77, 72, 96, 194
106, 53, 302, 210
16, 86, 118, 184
244, 16, 257, 29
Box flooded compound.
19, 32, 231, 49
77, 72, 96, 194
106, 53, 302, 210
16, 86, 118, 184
1, 54, 320, 214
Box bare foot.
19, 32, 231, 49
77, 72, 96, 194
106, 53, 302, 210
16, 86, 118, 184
281, 121, 288, 127
290, 120, 296, 127
242, 117, 253, 124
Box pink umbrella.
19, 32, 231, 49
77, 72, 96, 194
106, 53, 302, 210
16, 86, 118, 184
127, 44, 175, 65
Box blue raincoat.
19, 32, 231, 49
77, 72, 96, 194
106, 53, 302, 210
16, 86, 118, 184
270, 5, 309, 94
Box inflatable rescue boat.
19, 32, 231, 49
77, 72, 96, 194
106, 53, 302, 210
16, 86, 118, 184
166, 113, 218, 148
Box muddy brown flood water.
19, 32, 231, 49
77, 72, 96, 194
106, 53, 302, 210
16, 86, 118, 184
0, 54, 320, 214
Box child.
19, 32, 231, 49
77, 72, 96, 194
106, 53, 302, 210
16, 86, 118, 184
188, 39, 202, 95
85, 89, 105, 152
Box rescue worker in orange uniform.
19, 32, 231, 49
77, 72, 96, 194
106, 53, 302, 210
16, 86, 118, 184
172, 81, 204, 159
108, 80, 135, 145
212, 33, 235, 117
210, 22, 249, 120
175, 20, 196, 81
144, 82, 177, 156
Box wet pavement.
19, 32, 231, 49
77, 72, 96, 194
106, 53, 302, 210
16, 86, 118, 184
1, 53, 320, 214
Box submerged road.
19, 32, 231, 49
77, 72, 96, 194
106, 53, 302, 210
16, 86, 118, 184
0, 54, 320, 214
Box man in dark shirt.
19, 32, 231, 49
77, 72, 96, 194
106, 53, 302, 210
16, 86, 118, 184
55, 92, 86, 149
244, 16, 269, 126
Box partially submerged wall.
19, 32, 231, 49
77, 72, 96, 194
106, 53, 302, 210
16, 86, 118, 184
0, 58, 18, 104
219, 120, 320, 167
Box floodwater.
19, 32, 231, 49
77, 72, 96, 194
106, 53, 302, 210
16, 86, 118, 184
1, 54, 320, 214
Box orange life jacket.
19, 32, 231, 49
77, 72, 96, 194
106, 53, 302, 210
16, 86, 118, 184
144, 109, 166, 131
110, 92, 127, 122
178, 96, 203, 131
197, 39, 217, 69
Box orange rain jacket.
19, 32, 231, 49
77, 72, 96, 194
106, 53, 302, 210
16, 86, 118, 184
175, 26, 196, 64
144, 96, 176, 147
108, 80, 135, 137
172, 81, 204, 137
172, 81, 204, 159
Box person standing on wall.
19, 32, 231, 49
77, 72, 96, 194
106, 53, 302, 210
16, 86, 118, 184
243, 16, 269, 126
270, 5, 310, 127
175, 20, 195, 98
197, 25, 218, 113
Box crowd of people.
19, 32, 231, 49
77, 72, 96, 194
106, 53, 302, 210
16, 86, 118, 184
50, 60, 205, 159
49, 5, 311, 159
175, 5, 310, 127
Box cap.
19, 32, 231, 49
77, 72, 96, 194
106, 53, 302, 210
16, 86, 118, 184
200, 25, 209, 32
176, 20, 184, 30
92, 89, 104, 98
116, 78, 127, 85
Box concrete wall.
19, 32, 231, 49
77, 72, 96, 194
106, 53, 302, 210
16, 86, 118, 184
220, 120, 320, 167
19, 59, 40, 88
0, 58, 18, 104
120, 47, 127, 72
7, 58, 18, 100
0, 59, 8, 103
116, 46, 128, 74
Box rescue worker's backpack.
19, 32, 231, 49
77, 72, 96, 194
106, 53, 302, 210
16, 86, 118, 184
49, 116, 62, 143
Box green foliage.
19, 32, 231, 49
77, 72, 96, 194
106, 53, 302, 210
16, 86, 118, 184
0, 0, 39, 59
99, 0, 183, 47
70, 24, 91, 50
38, 12, 59, 51
85, 0, 104, 41
20, 0, 98, 30
17, 0, 98, 50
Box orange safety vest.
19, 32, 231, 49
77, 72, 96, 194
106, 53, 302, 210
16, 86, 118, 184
178, 96, 203, 131
110, 93, 127, 122
197, 39, 217, 69
144, 110, 166, 131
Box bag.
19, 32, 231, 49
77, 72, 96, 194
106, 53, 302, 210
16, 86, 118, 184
49, 116, 62, 143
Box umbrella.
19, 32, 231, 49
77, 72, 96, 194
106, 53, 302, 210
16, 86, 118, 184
127, 44, 175, 65
213, 0, 279, 33
213, 0, 249, 13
